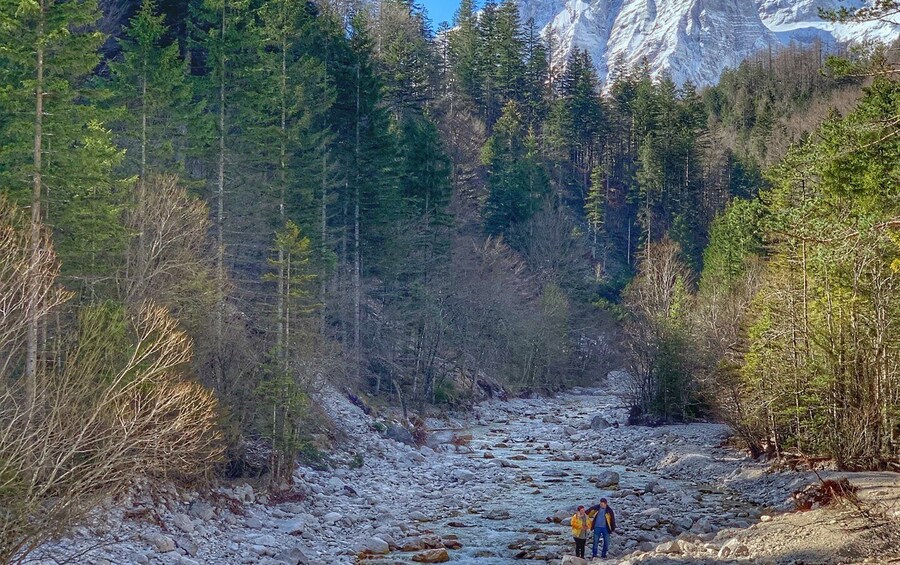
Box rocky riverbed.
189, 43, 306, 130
34, 374, 900, 564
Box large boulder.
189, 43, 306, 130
412, 549, 450, 563
590, 471, 620, 488
355, 536, 390, 555
274, 547, 311, 565
590, 415, 611, 430
560, 556, 588, 565
385, 424, 415, 446
147, 534, 175, 553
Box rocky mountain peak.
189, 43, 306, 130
514, 0, 899, 86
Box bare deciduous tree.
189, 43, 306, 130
0, 198, 223, 563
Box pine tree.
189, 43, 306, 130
585, 164, 607, 259
109, 0, 196, 179
493, 1, 526, 106
522, 17, 550, 129
264, 221, 318, 362
0, 0, 123, 403
482, 101, 548, 239
558, 49, 605, 173
447, 0, 482, 102
109, 0, 199, 298
237, 0, 334, 360
374, 0, 434, 116
192, 0, 252, 393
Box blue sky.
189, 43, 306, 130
420, 0, 461, 27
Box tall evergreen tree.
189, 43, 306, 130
192, 0, 252, 393
447, 0, 481, 102
522, 17, 550, 129
109, 0, 196, 179
482, 101, 548, 239
0, 0, 123, 402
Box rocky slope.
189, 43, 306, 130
516, 0, 900, 86
32, 374, 900, 564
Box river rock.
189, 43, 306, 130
657, 540, 682, 554
560, 557, 589, 565
551, 508, 573, 522
718, 538, 749, 558
322, 512, 343, 525
484, 509, 511, 520
253, 534, 279, 547
356, 536, 390, 555
178, 539, 199, 557
591, 415, 611, 430
412, 548, 450, 563
188, 501, 214, 521
452, 468, 476, 482
385, 424, 415, 446
148, 534, 175, 553
172, 513, 194, 533
278, 518, 305, 535
591, 471, 620, 487
274, 547, 310, 565
409, 510, 429, 521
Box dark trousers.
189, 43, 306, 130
592, 526, 609, 558
574, 537, 587, 558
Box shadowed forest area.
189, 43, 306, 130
0, 0, 898, 561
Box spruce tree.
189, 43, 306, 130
483, 101, 548, 239
447, 0, 481, 102
0, 0, 123, 402
109, 0, 196, 179
192, 0, 252, 393
375, 0, 434, 115
585, 164, 607, 259
522, 17, 550, 129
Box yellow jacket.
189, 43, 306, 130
570, 513, 591, 539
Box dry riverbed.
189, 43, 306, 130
35, 374, 900, 564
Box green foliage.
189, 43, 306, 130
0, 0, 126, 291
348, 453, 364, 469
725, 78, 900, 467
108, 0, 199, 176
483, 101, 549, 239
255, 364, 310, 478
699, 198, 765, 294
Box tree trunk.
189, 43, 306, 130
276, 37, 287, 366
353, 62, 362, 382
215, 2, 227, 394
26, 4, 46, 408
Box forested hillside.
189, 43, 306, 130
0, 0, 899, 559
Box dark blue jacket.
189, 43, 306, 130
587, 504, 616, 532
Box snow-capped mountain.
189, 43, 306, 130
758, 0, 898, 45
516, 0, 900, 86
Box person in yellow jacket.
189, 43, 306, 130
570, 505, 591, 558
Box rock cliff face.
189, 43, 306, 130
514, 0, 899, 86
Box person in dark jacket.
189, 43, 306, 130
587, 498, 616, 559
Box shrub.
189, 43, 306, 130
0, 303, 223, 563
